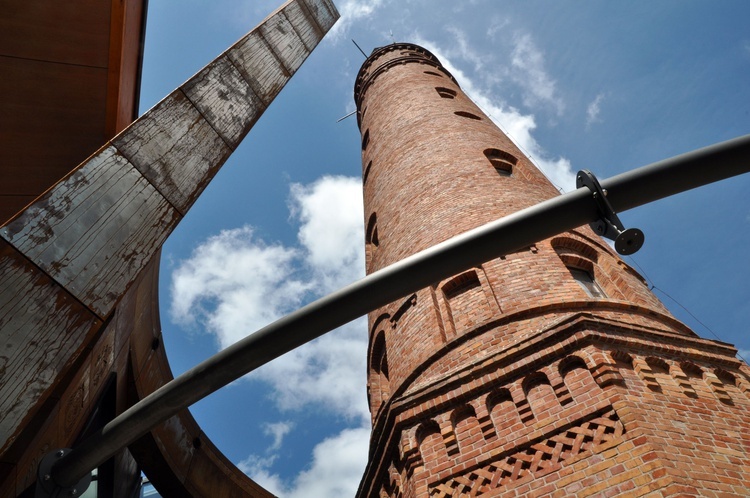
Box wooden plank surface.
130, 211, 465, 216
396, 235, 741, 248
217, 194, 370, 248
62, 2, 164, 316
301, 0, 339, 33
260, 9, 309, 75
0, 240, 101, 454
113, 90, 233, 214
0, 146, 180, 318
0, 2, 340, 487
227, 32, 290, 106
283, 1, 321, 51
182, 56, 266, 149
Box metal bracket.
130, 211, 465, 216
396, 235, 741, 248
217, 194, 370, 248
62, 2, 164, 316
36, 449, 91, 498
576, 170, 644, 255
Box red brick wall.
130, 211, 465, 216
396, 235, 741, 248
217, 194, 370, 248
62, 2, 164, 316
355, 44, 750, 498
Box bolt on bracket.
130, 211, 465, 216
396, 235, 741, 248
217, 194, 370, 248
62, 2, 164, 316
576, 169, 644, 255
35, 449, 91, 498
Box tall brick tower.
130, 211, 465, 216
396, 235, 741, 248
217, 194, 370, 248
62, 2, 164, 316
354, 43, 750, 498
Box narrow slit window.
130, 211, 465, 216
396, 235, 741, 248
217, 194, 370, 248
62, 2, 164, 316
424, 70, 443, 77
361, 129, 370, 150
366, 213, 379, 247
454, 111, 481, 120
484, 148, 517, 176
568, 267, 606, 298
436, 87, 457, 99
363, 160, 372, 184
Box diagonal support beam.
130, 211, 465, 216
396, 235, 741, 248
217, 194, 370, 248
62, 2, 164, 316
0, 0, 338, 465
49, 133, 750, 489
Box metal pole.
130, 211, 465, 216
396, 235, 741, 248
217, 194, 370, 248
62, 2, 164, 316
49, 134, 750, 489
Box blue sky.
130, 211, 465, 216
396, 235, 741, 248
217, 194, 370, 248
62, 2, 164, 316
138, 1, 750, 496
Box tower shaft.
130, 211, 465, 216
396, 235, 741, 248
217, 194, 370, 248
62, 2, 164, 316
355, 44, 750, 498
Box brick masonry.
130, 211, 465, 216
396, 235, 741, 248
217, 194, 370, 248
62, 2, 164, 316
354, 44, 750, 498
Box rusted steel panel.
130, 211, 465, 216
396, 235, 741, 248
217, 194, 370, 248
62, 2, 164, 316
0, 240, 101, 454
182, 56, 266, 150
113, 90, 233, 214
0, 146, 181, 318
301, 0, 339, 33
227, 31, 290, 106
260, 10, 310, 75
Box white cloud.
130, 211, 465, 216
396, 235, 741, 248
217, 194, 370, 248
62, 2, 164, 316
172, 174, 371, 496
329, 0, 389, 40
264, 421, 294, 452
240, 427, 371, 498
486, 17, 511, 40
415, 36, 576, 191
170, 176, 368, 419
238, 454, 288, 497
444, 26, 485, 73
586, 93, 605, 128
510, 33, 565, 116
170, 226, 311, 348
290, 175, 365, 293
250, 318, 370, 422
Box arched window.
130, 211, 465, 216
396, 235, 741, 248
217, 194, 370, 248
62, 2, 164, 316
363, 160, 372, 184
483, 148, 517, 176
435, 87, 457, 99
569, 268, 606, 298
366, 213, 379, 247
361, 129, 370, 150
552, 237, 606, 298
440, 270, 495, 335
454, 111, 481, 120
370, 330, 390, 406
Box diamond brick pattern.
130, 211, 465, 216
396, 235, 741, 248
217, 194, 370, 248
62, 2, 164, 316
429, 409, 624, 497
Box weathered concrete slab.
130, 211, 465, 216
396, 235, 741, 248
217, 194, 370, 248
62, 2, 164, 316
0, 146, 180, 317
113, 90, 233, 214
182, 56, 266, 149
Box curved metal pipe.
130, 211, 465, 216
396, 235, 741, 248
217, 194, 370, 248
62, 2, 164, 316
49, 133, 750, 489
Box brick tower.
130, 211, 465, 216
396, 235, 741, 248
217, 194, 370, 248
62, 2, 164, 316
354, 43, 750, 498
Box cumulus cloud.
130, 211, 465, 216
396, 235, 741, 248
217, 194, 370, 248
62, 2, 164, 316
170, 175, 370, 494
511, 33, 565, 116
586, 93, 605, 128
264, 421, 294, 452
415, 36, 576, 191
329, 0, 389, 40
290, 175, 365, 293
170, 176, 368, 416
170, 227, 311, 348
240, 427, 371, 498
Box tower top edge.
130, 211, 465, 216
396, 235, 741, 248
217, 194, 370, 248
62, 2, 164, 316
353, 42, 457, 110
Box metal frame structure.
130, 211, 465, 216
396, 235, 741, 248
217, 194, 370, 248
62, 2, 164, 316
41, 133, 750, 495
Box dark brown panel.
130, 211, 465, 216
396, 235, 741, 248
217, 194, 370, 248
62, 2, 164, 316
106, 0, 148, 136
0, 0, 111, 67
0, 55, 108, 203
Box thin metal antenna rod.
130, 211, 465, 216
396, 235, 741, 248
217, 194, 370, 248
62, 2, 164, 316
48, 134, 750, 490
352, 38, 368, 58
336, 109, 357, 122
